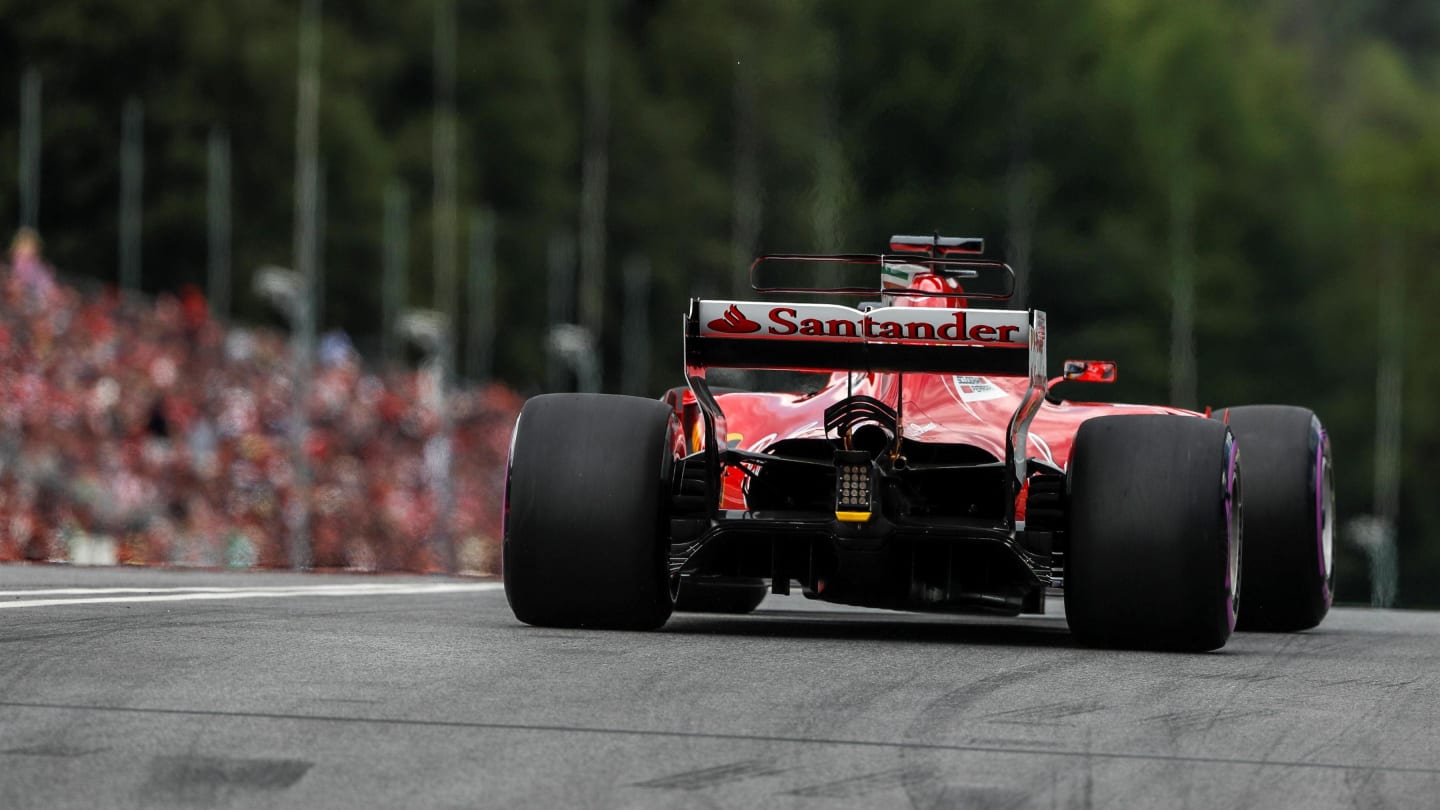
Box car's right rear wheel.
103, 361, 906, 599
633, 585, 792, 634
1215, 405, 1333, 631
1065, 415, 1241, 652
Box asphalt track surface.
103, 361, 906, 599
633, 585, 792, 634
0, 566, 1435, 809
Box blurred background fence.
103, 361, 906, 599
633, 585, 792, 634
2, 0, 1438, 602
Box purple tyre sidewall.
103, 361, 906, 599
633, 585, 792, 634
1314, 421, 1334, 608
1225, 434, 1241, 633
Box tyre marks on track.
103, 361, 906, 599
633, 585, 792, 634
784, 766, 932, 798
1312, 676, 1421, 690
633, 760, 1030, 804
632, 760, 784, 791
140, 755, 312, 806
1142, 707, 1275, 733
1183, 670, 1282, 685
980, 700, 1106, 727
8, 696, 1438, 774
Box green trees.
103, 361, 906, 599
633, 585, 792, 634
4, 0, 1440, 603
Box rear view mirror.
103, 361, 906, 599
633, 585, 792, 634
1062, 360, 1117, 383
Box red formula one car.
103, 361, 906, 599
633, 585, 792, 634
503, 235, 1334, 651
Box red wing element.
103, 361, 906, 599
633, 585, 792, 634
707, 304, 763, 334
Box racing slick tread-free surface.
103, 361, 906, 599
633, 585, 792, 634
1218, 405, 1332, 632
673, 577, 770, 614
503, 393, 675, 630
1065, 415, 1236, 651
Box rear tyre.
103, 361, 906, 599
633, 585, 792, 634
1065, 415, 1240, 651
1215, 406, 1333, 631
503, 393, 676, 630
673, 578, 769, 614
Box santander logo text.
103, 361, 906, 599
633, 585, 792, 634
699, 301, 1027, 346
706, 304, 763, 334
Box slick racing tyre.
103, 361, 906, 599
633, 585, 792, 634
1214, 406, 1333, 631
1065, 415, 1241, 652
503, 394, 676, 630
673, 577, 768, 614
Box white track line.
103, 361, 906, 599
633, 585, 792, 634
0, 584, 491, 597
0, 582, 502, 609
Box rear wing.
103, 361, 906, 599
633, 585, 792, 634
748, 255, 1014, 299
683, 299, 1049, 524
687, 299, 1036, 375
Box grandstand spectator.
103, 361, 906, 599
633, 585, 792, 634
0, 254, 517, 573
5, 227, 57, 304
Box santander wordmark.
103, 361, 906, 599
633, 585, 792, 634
697, 301, 1028, 346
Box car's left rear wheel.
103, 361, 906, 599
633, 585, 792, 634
503, 393, 676, 630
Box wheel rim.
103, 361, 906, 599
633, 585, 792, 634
1225, 437, 1242, 632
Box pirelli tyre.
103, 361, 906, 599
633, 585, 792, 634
1065, 415, 1241, 652
673, 577, 769, 614
1214, 406, 1333, 632
503, 394, 676, 630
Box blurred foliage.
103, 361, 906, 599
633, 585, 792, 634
2, 0, 1440, 604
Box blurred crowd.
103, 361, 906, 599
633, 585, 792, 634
0, 228, 521, 572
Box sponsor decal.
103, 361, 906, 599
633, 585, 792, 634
953, 375, 1008, 403
880, 262, 924, 290
698, 301, 1027, 346
690, 427, 748, 451
707, 304, 763, 334
1028, 432, 1057, 468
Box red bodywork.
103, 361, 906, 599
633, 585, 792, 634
676, 274, 1196, 513
704, 376, 1192, 510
